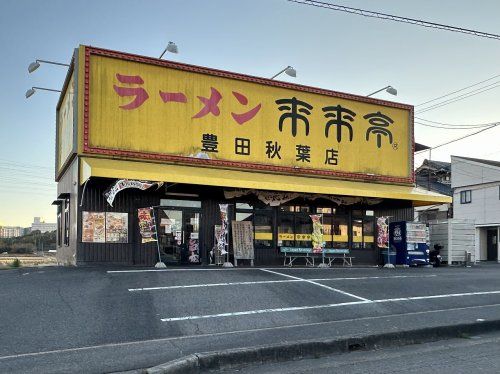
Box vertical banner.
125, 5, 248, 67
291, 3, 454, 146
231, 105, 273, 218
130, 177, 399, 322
377, 216, 389, 248
217, 204, 229, 255
138, 208, 157, 243
310, 214, 324, 253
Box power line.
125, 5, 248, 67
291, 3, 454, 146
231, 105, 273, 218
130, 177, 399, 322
287, 0, 500, 41
415, 117, 498, 127
415, 121, 496, 130
0, 158, 53, 170
415, 123, 500, 154
416, 73, 500, 107
416, 82, 500, 114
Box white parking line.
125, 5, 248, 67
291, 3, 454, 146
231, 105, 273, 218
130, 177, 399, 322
160, 289, 500, 322
260, 268, 371, 301
107, 266, 379, 274
128, 275, 437, 292
4, 302, 500, 362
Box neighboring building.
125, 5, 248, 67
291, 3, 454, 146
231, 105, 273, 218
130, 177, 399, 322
0, 226, 24, 238
30, 217, 57, 233
414, 159, 453, 223
452, 156, 500, 262
53, 45, 450, 266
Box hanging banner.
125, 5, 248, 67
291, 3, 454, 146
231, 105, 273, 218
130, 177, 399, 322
377, 216, 389, 248
138, 208, 157, 243
310, 214, 323, 253
104, 179, 163, 207
224, 189, 383, 207
217, 204, 229, 255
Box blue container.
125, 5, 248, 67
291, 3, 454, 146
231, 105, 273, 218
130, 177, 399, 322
389, 221, 429, 266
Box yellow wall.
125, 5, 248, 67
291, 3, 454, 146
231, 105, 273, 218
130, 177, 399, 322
84, 50, 412, 181
57, 73, 75, 172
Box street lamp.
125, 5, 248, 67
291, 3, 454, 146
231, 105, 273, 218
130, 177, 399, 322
159, 41, 179, 59
367, 85, 398, 97
25, 86, 62, 99
28, 59, 70, 74
270, 66, 297, 80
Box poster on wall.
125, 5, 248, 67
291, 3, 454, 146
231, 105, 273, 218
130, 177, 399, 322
232, 221, 254, 260
82, 212, 105, 243
105, 212, 128, 243
138, 208, 157, 243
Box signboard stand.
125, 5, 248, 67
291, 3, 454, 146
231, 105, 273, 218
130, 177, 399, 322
231, 221, 255, 267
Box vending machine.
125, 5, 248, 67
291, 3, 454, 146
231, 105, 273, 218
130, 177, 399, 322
389, 221, 429, 266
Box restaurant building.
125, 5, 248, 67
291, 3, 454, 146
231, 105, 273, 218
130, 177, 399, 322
54, 46, 450, 266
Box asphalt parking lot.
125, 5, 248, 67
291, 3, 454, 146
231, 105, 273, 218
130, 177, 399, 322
2, 265, 500, 373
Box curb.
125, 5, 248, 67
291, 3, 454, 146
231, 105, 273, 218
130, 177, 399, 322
139, 319, 500, 373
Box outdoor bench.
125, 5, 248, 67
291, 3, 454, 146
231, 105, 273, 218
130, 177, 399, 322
280, 247, 354, 267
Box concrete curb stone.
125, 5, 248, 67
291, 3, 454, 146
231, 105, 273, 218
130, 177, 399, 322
132, 319, 500, 373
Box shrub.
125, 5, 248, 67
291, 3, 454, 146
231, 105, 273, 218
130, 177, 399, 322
11, 258, 21, 268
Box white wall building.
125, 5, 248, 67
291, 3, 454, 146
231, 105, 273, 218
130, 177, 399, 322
452, 156, 500, 262
0, 226, 24, 238
31, 217, 56, 233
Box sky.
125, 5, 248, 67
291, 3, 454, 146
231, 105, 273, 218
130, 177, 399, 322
0, 0, 499, 226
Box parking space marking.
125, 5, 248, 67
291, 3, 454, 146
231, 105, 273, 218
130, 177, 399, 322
260, 268, 371, 301
160, 289, 500, 322
128, 275, 436, 292
107, 266, 379, 274
3, 302, 500, 362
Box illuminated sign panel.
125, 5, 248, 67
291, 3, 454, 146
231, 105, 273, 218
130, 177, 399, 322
82, 47, 413, 184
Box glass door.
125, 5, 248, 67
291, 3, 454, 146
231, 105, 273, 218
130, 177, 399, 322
156, 208, 201, 265
157, 209, 183, 264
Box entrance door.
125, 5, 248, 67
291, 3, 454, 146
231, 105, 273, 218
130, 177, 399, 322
487, 229, 498, 261
156, 208, 201, 264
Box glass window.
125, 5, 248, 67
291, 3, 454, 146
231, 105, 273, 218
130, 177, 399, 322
280, 206, 296, 212
322, 215, 333, 248
254, 213, 273, 248
236, 203, 253, 210
64, 198, 70, 246
278, 213, 295, 247
363, 217, 375, 249
351, 216, 375, 249
352, 219, 363, 249
332, 216, 349, 249
295, 214, 312, 247
160, 199, 201, 208
236, 212, 253, 222
460, 190, 471, 204
317, 207, 333, 214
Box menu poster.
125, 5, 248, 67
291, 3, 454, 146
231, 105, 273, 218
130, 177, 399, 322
106, 212, 128, 243
82, 212, 106, 243
231, 221, 254, 260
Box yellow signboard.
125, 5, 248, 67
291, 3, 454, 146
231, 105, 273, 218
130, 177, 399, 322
57, 72, 75, 172
81, 47, 413, 184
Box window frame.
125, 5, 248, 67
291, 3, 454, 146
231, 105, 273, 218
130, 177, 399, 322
63, 198, 70, 246
460, 190, 472, 204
